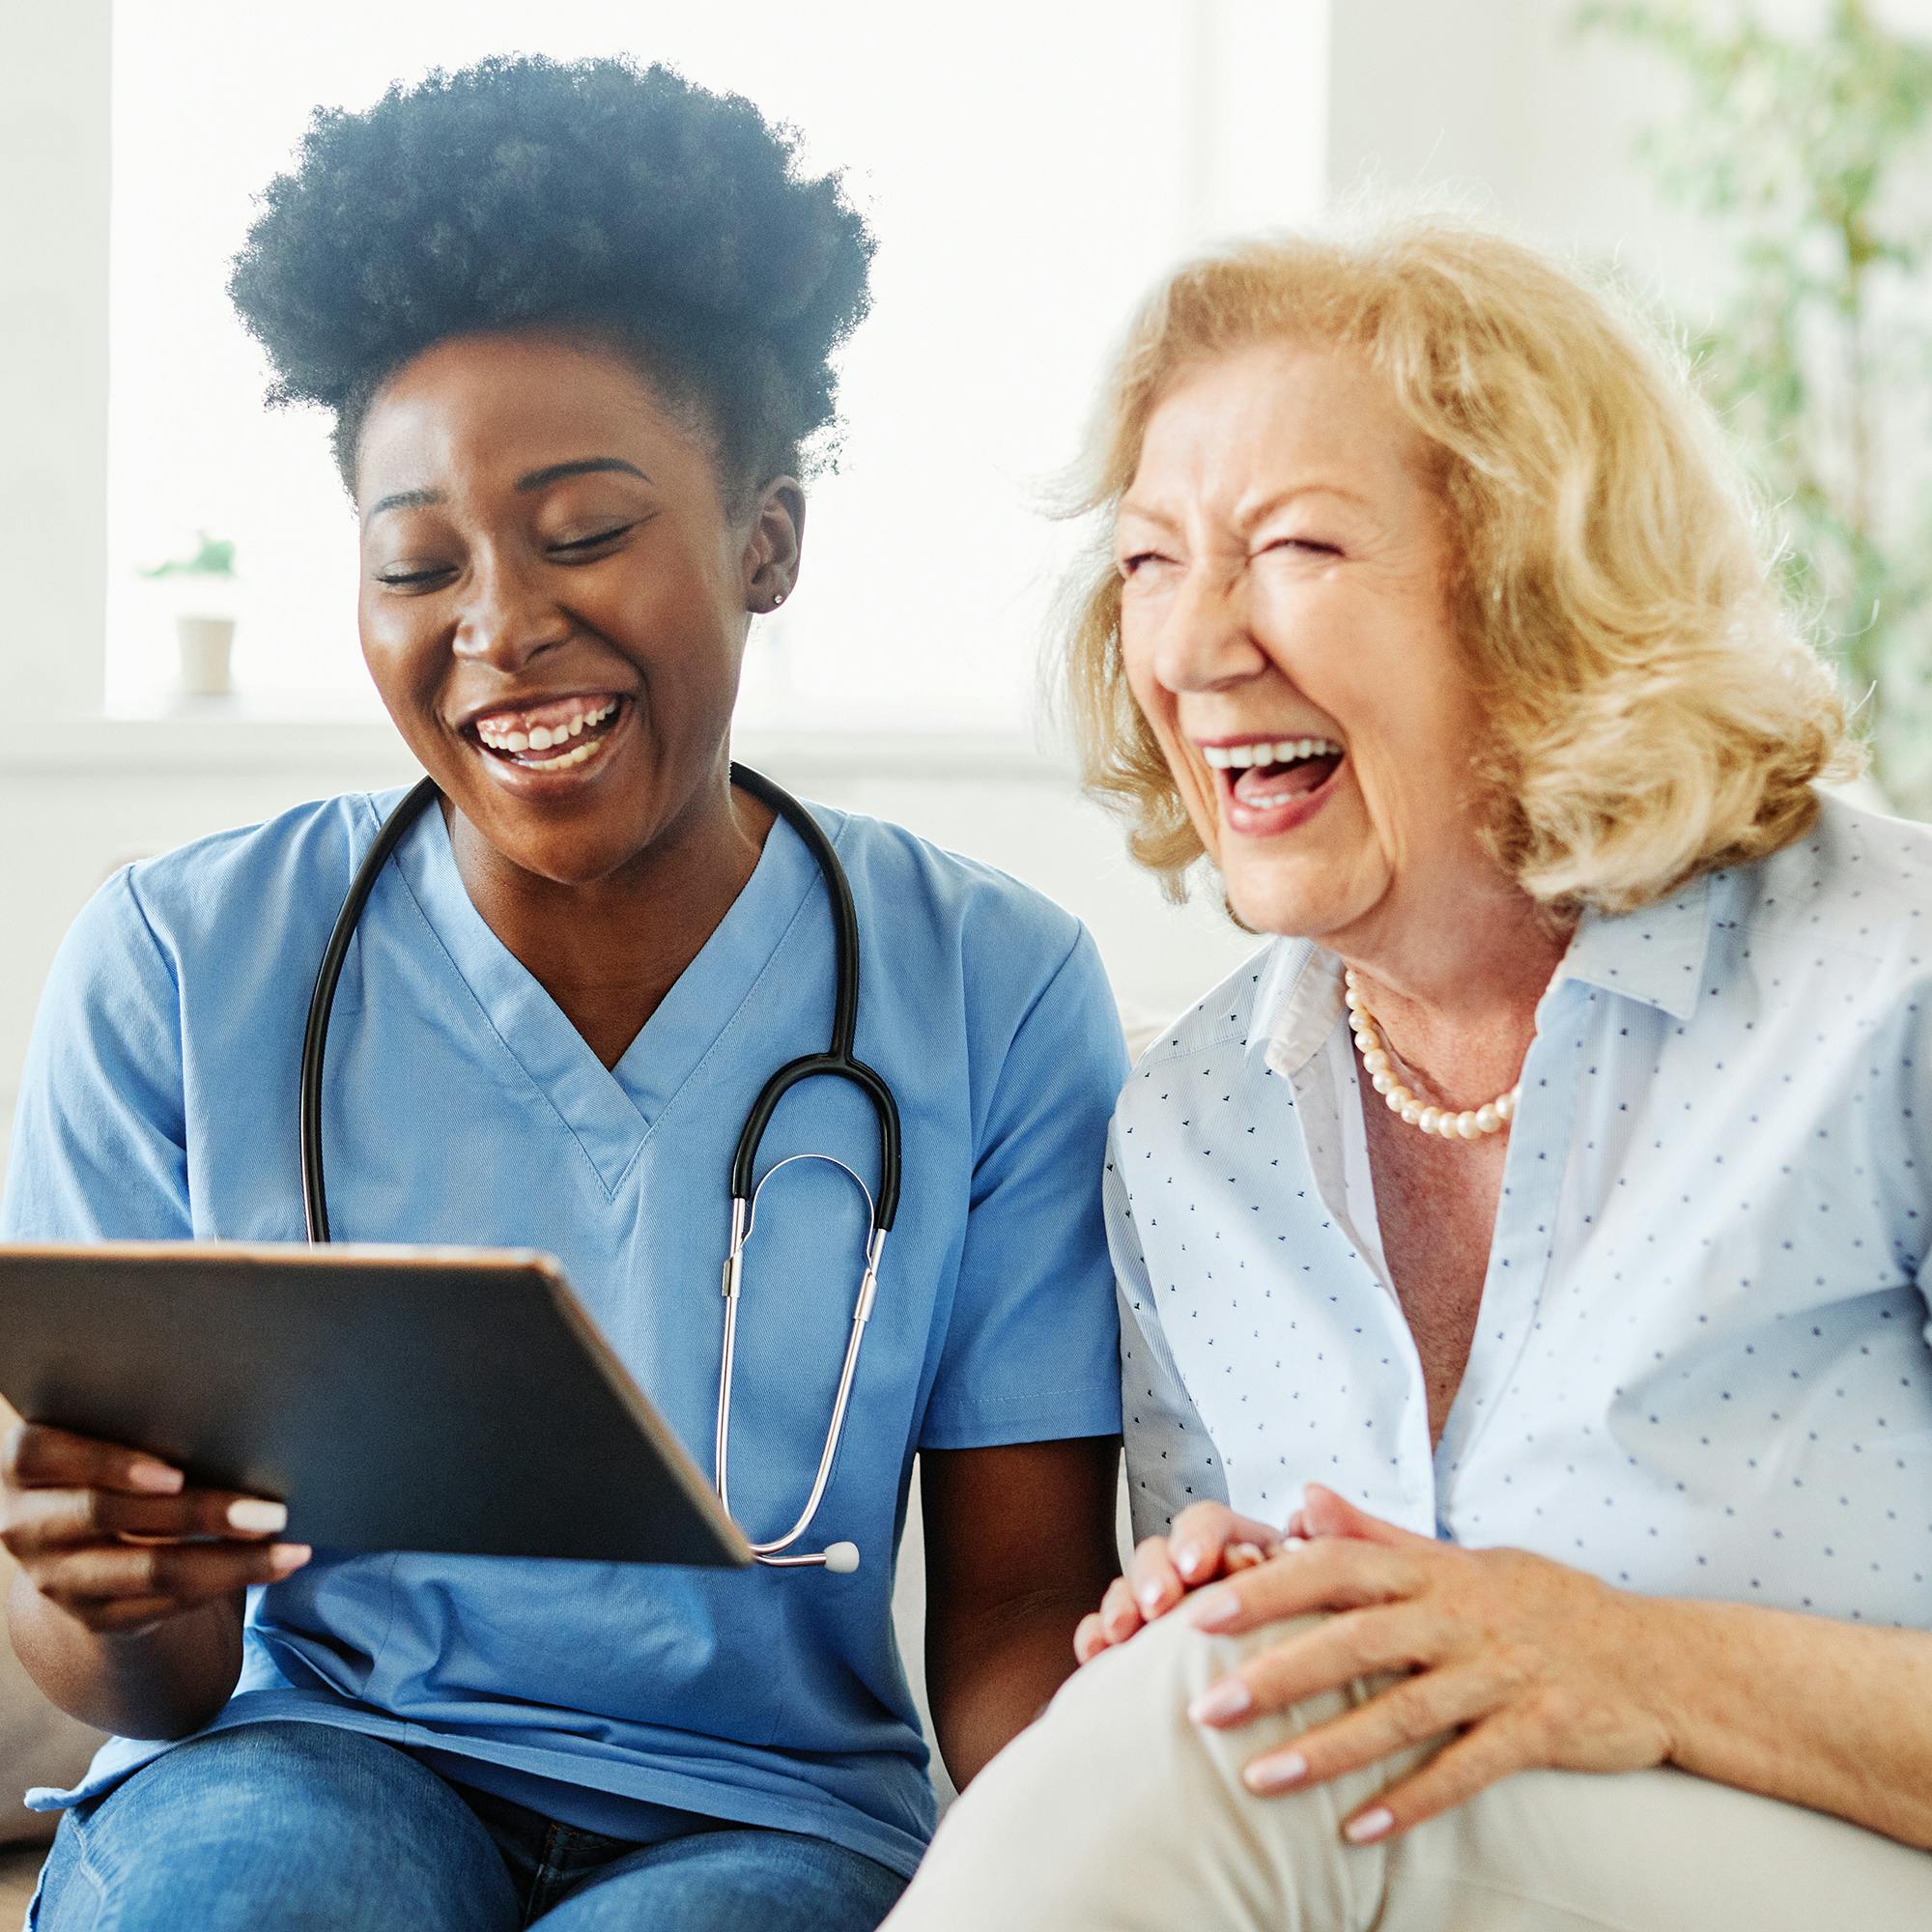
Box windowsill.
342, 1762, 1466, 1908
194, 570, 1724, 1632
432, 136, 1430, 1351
16, 704, 1072, 781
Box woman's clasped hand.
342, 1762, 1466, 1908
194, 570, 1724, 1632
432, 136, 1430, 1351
1, 1423, 310, 1634
1073, 1501, 1281, 1661
1083, 1488, 1676, 1845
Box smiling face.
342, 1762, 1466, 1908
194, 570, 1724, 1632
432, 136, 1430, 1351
1117, 342, 1495, 954
355, 328, 799, 890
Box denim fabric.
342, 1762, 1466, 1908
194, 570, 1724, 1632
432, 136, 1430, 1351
30, 1721, 907, 1930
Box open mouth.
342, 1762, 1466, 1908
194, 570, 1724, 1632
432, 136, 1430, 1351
1202, 736, 1346, 809
464, 694, 630, 774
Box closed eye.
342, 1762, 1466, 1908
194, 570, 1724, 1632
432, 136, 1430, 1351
1267, 537, 1341, 558
1119, 552, 1173, 578
373, 522, 639, 589
550, 523, 638, 557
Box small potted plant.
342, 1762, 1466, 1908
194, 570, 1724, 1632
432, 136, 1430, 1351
141, 532, 239, 697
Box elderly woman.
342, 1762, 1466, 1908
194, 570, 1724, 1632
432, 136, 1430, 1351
883, 221, 1932, 1929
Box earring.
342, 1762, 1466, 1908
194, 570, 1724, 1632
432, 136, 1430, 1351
772, 591, 786, 608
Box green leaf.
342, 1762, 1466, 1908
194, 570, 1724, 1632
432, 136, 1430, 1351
1571, 0, 1932, 808
139, 531, 237, 580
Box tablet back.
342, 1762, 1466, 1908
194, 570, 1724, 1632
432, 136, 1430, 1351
0, 1243, 750, 1568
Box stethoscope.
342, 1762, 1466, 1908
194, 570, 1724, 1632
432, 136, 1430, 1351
298, 764, 901, 1575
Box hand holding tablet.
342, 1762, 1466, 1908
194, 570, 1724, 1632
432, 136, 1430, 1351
0, 1243, 751, 1575
1, 1420, 313, 1636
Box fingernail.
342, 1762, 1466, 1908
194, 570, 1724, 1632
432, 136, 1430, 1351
1136, 1578, 1165, 1612
129, 1463, 184, 1494
1244, 1750, 1307, 1794
268, 1544, 311, 1576
1344, 1807, 1394, 1844
1187, 1679, 1252, 1725
1187, 1586, 1240, 1631
1172, 1541, 1203, 1577
227, 1499, 288, 1534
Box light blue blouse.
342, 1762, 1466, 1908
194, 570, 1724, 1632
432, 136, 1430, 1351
1113, 793, 1932, 1631
1, 789, 1127, 1879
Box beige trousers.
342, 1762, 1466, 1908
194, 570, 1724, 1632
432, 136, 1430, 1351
885, 1609, 1932, 1932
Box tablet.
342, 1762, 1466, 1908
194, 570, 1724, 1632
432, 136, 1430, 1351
0, 1242, 752, 1568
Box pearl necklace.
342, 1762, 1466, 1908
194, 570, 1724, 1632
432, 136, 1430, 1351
1343, 969, 1519, 1141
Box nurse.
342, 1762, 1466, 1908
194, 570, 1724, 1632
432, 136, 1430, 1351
0, 57, 1125, 1931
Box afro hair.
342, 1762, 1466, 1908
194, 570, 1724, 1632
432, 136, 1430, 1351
227, 55, 875, 496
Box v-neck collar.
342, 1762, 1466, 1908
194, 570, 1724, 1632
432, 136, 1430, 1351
373, 791, 831, 1197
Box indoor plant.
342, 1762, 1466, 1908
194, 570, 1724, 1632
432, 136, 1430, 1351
140, 530, 240, 698
1578, 0, 1932, 811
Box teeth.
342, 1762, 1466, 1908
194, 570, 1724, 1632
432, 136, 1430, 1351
523, 735, 608, 772
475, 697, 621, 752
1199, 738, 1342, 770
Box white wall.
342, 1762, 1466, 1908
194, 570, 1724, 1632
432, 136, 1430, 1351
0, 0, 108, 714
1324, 0, 1721, 301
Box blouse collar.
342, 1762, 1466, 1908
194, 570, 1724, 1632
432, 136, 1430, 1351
1259, 867, 1717, 1080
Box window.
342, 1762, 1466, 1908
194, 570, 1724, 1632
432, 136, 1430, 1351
105, 0, 1327, 726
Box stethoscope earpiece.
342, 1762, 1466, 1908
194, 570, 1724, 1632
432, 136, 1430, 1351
821, 1542, 860, 1575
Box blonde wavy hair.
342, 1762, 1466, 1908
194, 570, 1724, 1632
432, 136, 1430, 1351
1060, 216, 1861, 913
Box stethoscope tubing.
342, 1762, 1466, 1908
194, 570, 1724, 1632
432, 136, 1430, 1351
298, 764, 899, 1572
726, 763, 900, 1229
300, 775, 441, 1244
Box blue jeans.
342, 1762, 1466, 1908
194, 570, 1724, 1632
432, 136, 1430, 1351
30, 1721, 908, 1930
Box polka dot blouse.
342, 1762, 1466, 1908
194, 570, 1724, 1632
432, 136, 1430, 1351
1110, 793, 1932, 1629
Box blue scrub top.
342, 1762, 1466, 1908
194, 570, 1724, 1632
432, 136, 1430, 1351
0, 789, 1127, 1879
